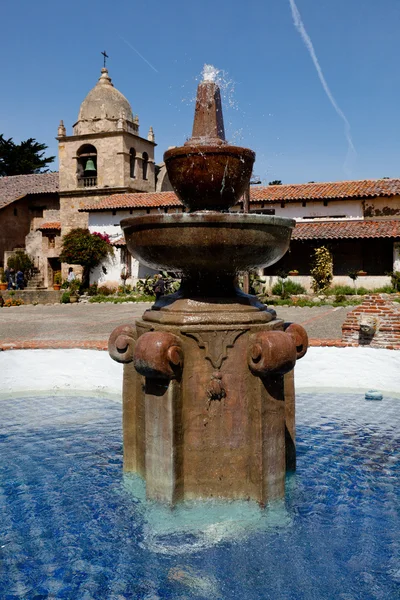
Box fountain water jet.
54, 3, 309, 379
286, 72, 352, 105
109, 67, 308, 505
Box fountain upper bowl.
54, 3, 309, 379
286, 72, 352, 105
121, 213, 296, 273
163, 145, 255, 212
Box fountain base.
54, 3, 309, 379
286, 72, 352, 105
109, 303, 307, 505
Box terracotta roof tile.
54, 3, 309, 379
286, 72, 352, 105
0, 173, 59, 210
249, 179, 400, 203
38, 221, 61, 230
80, 178, 400, 212
293, 219, 400, 240
80, 191, 183, 211
111, 237, 125, 246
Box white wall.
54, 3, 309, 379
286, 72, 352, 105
88, 210, 162, 286
262, 274, 391, 293
250, 200, 363, 220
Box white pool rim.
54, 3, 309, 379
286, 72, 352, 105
0, 346, 399, 399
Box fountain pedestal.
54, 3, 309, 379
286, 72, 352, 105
109, 290, 307, 505
109, 66, 308, 505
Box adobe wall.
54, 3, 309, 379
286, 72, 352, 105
0, 290, 62, 305
0, 194, 59, 268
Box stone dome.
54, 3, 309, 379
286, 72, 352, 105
74, 68, 135, 134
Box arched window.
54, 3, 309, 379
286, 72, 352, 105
130, 148, 136, 178
142, 152, 149, 180
77, 144, 97, 188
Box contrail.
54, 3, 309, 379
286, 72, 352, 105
120, 36, 159, 73
288, 0, 356, 173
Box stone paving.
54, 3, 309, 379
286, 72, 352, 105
0, 302, 353, 350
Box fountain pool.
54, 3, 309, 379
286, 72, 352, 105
0, 348, 399, 599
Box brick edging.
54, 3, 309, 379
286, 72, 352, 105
0, 341, 108, 351
1, 338, 399, 351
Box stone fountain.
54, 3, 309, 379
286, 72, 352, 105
109, 66, 308, 506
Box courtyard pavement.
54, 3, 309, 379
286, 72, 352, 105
0, 302, 352, 350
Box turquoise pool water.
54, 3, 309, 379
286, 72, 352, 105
0, 392, 399, 599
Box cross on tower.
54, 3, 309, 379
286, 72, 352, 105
101, 50, 109, 68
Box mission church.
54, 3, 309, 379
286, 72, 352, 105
1, 65, 400, 291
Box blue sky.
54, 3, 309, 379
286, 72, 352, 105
2, 0, 400, 184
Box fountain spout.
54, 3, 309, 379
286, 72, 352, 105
165, 65, 254, 211
187, 65, 226, 146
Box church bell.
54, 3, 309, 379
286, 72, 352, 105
84, 158, 96, 173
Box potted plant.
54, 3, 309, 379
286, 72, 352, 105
357, 269, 367, 276
69, 278, 81, 303
53, 271, 62, 290
0, 269, 7, 291
288, 269, 299, 276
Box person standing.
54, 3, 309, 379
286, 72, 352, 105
153, 274, 165, 301
16, 270, 24, 290
67, 267, 76, 285
7, 268, 15, 290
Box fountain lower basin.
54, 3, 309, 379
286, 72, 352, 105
1, 371, 399, 599
121, 213, 295, 273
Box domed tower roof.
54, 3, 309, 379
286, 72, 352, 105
73, 68, 138, 135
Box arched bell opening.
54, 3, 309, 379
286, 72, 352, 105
77, 144, 97, 188
142, 152, 149, 180
130, 148, 136, 178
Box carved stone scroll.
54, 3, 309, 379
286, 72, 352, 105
108, 324, 137, 364
182, 328, 247, 369
133, 331, 183, 380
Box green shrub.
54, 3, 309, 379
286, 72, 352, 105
89, 293, 155, 304
334, 294, 347, 303
325, 285, 355, 296
135, 273, 180, 296
61, 291, 70, 303
310, 246, 333, 292
389, 271, 400, 292
373, 285, 395, 294
271, 279, 306, 297
87, 283, 98, 296
7, 251, 34, 274
97, 285, 117, 296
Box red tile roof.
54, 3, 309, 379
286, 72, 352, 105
0, 173, 59, 210
80, 192, 183, 211
111, 237, 125, 246
80, 178, 400, 212
292, 219, 400, 240
104, 220, 400, 244
38, 221, 61, 230
249, 179, 400, 203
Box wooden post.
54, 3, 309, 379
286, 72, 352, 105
242, 186, 250, 294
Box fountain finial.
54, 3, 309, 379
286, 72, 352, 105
187, 64, 226, 146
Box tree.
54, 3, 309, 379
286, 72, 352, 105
60, 229, 114, 287
0, 135, 55, 176
7, 250, 34, 274
268, 180, 282, 186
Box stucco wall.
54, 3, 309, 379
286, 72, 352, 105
262, 274, 392, 293
250, 199, 363, 220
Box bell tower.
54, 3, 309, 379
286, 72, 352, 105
57, 63, 156, 233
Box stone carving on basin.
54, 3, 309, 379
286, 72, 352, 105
110, 65, 308, 505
